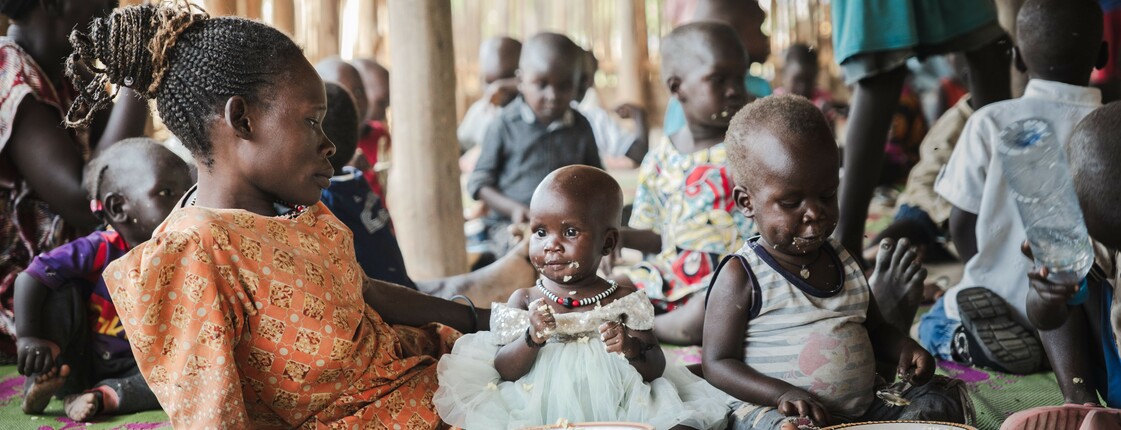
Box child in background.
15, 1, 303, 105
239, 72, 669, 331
351, 58, 393, 198
614, 22, 753, 345
704, 95, 965, 429
316, 57, 386, 199
923, 0, 1106, 375
436, 165, 731, 429
467, 32, 601, 256
458, 36, 522, 157
15, 139, 190, 421
1000, 102, 1121, 430
320, 82, 415, 289
775, 43, 835, 116
574, 49, 649, 168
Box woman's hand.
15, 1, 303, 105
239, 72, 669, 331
527, 298, 556, 343
777, 388, 832, 427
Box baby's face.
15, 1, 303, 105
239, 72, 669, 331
739, 132, 839, 257
527, 192, 608, 286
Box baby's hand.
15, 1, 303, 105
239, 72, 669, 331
16, 337, 59, 376
777, 388, 831, 427
528, 299, 556, 342
896, 340, 935, 386
598, 320, 638, 358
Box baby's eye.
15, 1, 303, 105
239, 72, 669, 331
534, 228, 547, 238
564, 228, 578, 237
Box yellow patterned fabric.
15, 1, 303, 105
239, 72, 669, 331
105, 202, 459, 429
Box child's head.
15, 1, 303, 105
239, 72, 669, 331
84, 138, 192, 245
1014, 0, 1105, 85
518, 32, 582, 124
316, 57, 369, 128
528, 165, 623, 285
1069, 102, 1121, 249
726, 95, 838, 256
480, 36, 522, 85
692, 0, 770, 65
660, 21, 749, 131
351, 58, 389, 123
576, 49, 598, 103
323, 82, 360, 176
66, 3, 336, 209
781, 43, 818, 99
1, 0, 115, 31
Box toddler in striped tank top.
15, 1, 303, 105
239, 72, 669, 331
702, 95, 971, 429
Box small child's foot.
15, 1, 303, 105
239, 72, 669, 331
22, 364, 69, 414
63, 391, 102, 422
868, 238, 928, 329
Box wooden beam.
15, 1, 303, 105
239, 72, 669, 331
0, 17, 7, 36
267, 0, 296, 36
203, 0, 236, 15
387, 0, 467, 279
616, 0, 648, 107
296, 0, 339, 64
352, 0, 379, 59
239, 0, 262, 19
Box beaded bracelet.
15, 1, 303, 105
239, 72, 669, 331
524, 327, 547, 348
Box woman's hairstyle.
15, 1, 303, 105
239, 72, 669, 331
65, 0, 302, 167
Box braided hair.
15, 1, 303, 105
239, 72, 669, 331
65, 0, 302, 167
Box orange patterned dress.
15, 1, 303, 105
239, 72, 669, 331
105, 202, 459, 429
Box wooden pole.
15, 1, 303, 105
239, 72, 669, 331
616, 0, 648, 107
387, 0, 467, 279
239, 0, 262, 19
203, 0, 236, 15
352, 0, 379, 59
0, 17, 8, 36
296, 0, 340, 64
267, 0, 296, 36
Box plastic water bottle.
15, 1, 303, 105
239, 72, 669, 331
998, 118, 1093, 284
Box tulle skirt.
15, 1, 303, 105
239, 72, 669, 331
434, 331, 732, 430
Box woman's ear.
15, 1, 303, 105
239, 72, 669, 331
733, 185, 755, 218
1012, 46, 1028, 73
602, 228, 620, 256
224, 95, 253, 140
102, 192, 129, 225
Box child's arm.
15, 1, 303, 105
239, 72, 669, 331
864, 295, 935, 385
949, 206, 979, 262
494, 290, 554, 381
477, 187, 530, 225
617, 104, 649, 166
1023, 241, 1082, 330
618, 229, 662, 255
599, 322, 665, 382
1039, 304, 1102, 405
466, 120, 530, 224
702, 259, 832, 426
12, 273, 59, 376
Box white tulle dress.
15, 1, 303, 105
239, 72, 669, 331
433, 290, 732, 430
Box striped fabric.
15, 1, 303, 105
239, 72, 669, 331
738, 237, 877, 420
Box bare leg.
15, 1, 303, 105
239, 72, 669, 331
1041, 305, 1103, 405
416, 235, 536, 305
836, 66, 908, 257
22, 364, 70, 414
868, 237, 928, 330
963, 36, 1013, 108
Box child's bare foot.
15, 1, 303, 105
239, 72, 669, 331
63, 391, 101, 422
868, 238, 928, 329
22, 364, 69, 414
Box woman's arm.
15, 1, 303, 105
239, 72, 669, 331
8, 98, 100, 232
89, 88, 148, 152
702, 259, 832, 425
362, 277, 490, 332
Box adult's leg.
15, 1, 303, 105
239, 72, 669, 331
963, 36, 1013, 109
837, 66, 908, 257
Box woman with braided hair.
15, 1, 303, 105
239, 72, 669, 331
0, 0, 149, 362
69, 2, 480, 428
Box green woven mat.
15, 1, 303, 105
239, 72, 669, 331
0, 366, 169, 429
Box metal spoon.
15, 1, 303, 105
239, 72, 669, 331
875, 369, 915, 407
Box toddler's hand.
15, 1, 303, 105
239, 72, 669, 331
598, 320, 638, 358
896, 340, 935, 386
16, 337, 59, 376
1022, 240, 1081, 306
777, 388, 831, 426
528, 299, 556, 342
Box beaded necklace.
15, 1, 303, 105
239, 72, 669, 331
536, 279, 618, 308
188, 193, 307, 219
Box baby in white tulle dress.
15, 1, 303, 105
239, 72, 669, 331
434, 165, 732, 429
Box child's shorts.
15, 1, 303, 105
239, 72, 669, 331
833, 0, 1005, 84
